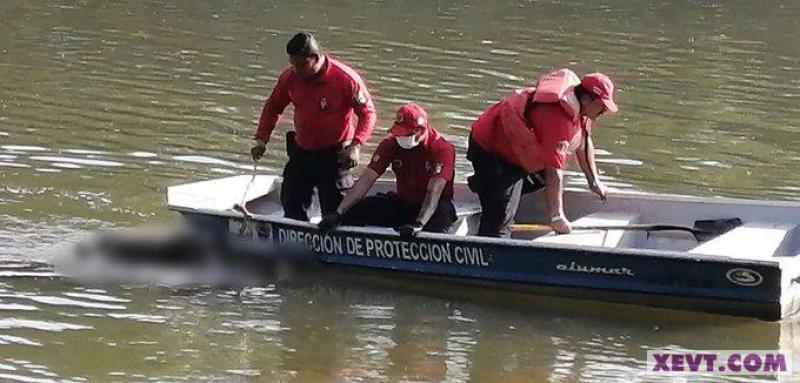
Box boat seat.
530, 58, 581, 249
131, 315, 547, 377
451, 201, 482, 236
689, 223, 795, 259
532, 212, 641, 248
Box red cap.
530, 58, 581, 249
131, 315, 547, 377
390, 103, 429, 136
581, 73, 618, 113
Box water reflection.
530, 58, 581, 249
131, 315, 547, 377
0, 259, 795, 382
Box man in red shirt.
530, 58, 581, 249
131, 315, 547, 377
250, 32, 376, 221
468, 71, 618, 237
317, 103, 457, 238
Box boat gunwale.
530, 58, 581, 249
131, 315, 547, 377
172, 174, 800, 209
561, 186, 800, 209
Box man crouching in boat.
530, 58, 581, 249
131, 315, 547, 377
317, 103, 457, 238
250, 32, 376, 221
468, 69, 618, 237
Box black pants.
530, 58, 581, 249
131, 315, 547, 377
281, 132, 354, 221
467, 135, 545, 238
341, 193, 457, 233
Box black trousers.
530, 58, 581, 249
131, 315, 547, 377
467, 135, 545, 238
341, 193, 457, 233
281, 132, 354, 221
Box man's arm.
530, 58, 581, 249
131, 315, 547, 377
544, 167, 571, 234
575, 132, 600, 183
415, 178, 447, 226
254, 73, 292, 143
338, 81, 376, 168
398, 142, 455, 238
251, 74, 291, 161
397, 177, 447, 238
575, 132, 607, 200
351, 82, 376, 146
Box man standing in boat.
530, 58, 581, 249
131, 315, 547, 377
317, 103, 457, 238
250, 32, 376, 221
468, 69, 618, 237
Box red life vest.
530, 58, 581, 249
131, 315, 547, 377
498, 69, 582, 173
533, 68, 581, 122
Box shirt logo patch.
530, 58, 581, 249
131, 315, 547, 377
319, 98, 328, 110
391, 159, 403, 169
556, 140, 569, 156
356, 89, 367, 105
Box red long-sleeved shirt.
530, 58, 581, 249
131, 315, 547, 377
471, 102, 585, 171
367, 129, 455, 204
255, 55, 376, 151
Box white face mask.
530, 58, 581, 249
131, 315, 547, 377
395, 133, 423, 149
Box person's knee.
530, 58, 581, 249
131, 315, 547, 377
318, 192, 343, 215
423, 202, 457, 233
480, 190, 514, 207
423, 216, 455, 233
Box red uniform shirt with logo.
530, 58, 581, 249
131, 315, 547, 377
256, 55, 376, 151
471, 102, 586, 170
367, 129, 455, 205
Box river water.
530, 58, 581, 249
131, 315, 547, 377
2, 0, 800, 382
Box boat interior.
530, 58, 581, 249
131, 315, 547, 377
168, 175, 800, 260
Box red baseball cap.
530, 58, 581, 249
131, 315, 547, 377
581, 73, 618, 113
390, 103, 429, 136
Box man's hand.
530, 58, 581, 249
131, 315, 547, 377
317, 211, 342, 232
551, 216, 572, 234
589, 179, 608, 202
397, 221, 423, 239
338, 143, 360, 169
251, 140, 267, 161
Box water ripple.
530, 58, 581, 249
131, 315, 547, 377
18, 295, 126, 310
28, 156, 125, 168
0, 334, 42, 347
0, 318, 91, 332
